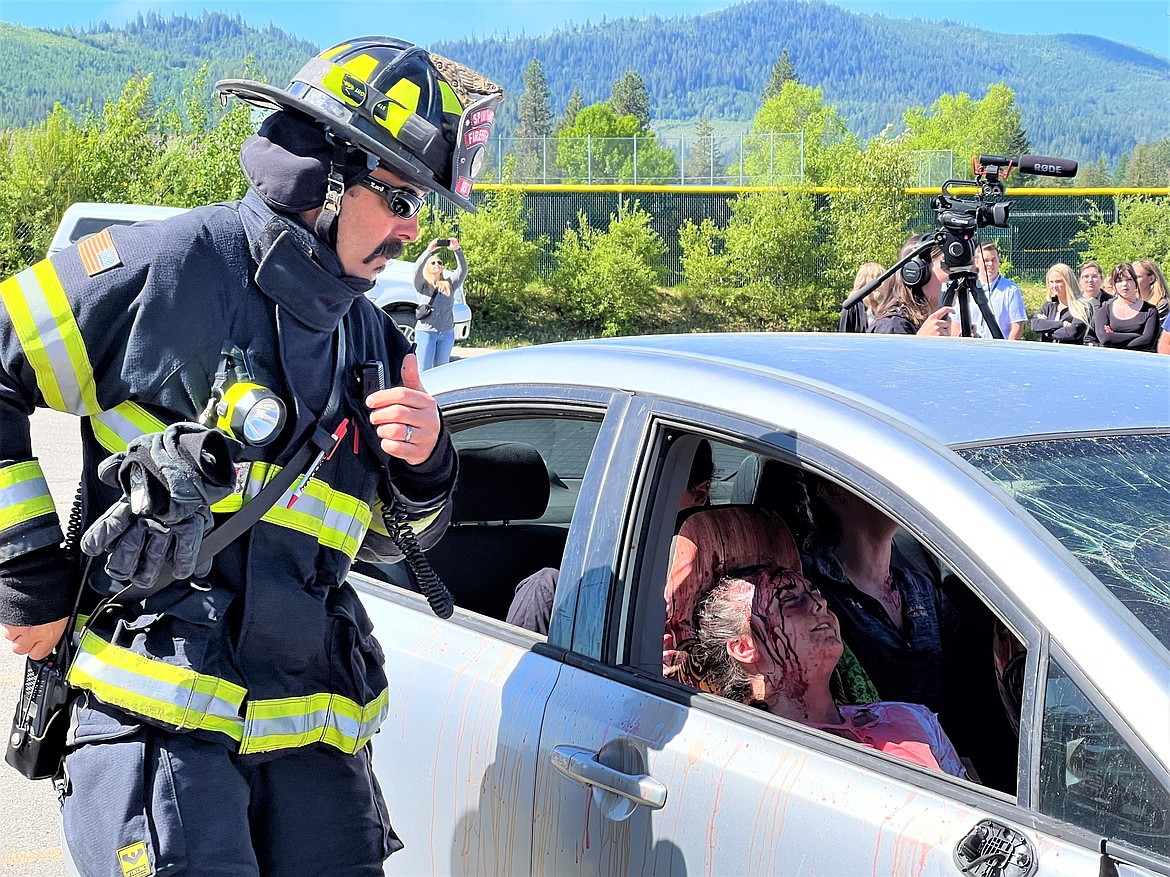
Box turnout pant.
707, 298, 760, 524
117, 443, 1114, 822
60, 703, 401, 877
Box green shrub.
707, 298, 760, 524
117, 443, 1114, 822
550, 200, 666, 336
1074, 195, 1170, 270
452, 179, 547, 323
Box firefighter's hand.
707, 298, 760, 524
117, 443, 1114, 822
366, 353, 441, 465
2, 618, 69, 660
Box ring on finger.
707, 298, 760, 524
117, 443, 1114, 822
403, 424, 414, 444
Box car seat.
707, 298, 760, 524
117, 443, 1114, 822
355, 439, 567, 620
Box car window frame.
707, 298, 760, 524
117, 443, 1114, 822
598, 399, 1059, 799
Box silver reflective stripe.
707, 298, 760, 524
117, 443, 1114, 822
68, 631, 246, 741
13, 267, 96, 415
90, 402, 167, 453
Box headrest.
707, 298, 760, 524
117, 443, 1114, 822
663, 504, 801, 687
452, 441, 550, 523
730, 457, 812, 548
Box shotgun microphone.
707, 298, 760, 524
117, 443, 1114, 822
1017, 154, 1078, 178
976, 153, 1079, 178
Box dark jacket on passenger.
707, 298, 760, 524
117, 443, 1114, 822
0, 191, 455, 758
802, 542, 958, 713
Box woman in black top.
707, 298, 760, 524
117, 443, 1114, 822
1031, 262, 1097, 344
868, 233, 957, 337
1093, 262, 1160, 352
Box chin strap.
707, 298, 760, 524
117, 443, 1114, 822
313, 136, 378, 248
313, 140, 349, 247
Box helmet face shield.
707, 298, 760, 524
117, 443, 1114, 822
216, 37, 503, 212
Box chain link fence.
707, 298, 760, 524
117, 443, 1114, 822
449, 186, 1139, 285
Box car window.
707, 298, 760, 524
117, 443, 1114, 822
634, 429, 1022, 791
960, 433, 1170, 648
1040, 657, 1170, 858
355, 409, 604, 623
453, 417, 603, 525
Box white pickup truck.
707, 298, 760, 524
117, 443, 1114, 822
47, 202, 468, 342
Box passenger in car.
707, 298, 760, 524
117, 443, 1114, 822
801, 471, 958, 713
693, 563, 969, 779
507, 440, 714, 635
664, 503, 879, 705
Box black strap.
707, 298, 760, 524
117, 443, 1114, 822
108, 323, 349, 606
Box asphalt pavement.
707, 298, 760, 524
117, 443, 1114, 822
0, 348, 494, 874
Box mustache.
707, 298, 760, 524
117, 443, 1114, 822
364, 238, 404, 264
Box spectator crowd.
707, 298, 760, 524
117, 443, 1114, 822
850, 233, 1169, 355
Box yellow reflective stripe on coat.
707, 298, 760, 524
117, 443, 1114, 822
262, 475, 372, 558
0, 461, 56, 530
1, 261, 101, 415
67, 630, 247, 742
90, 401, 169, 453
208, 461, 371, 557
239, 688, 389, 755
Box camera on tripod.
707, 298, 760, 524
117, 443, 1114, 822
840, 152, 1078, 338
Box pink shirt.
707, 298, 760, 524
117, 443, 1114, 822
808, 702, 969, 778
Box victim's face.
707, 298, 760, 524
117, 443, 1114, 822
740, 566, 842, 702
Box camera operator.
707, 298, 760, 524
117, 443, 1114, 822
868, 233, 959, 337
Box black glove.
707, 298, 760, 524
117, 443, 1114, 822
81, 423, 240, 588
100, 422, 240, 523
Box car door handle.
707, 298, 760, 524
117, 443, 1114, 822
551, 744, 668, 810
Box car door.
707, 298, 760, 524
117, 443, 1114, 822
356, 386, 624, 876
532, 397, 1136, 876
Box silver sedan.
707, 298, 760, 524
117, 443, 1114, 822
352, 333, 1169, 876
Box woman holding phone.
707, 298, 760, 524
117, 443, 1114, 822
412, 237, 468, 369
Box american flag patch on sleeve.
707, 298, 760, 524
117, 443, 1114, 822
77, 228, 123, 276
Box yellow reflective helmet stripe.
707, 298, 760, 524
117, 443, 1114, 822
0, 461, 56, 531
319, 43, 351, 61
342, 53, 380, 82
67, 630, 247, 741
90, 401, 169, 453
239, 689, 389, 755
0, 261, 100, 415
438, 80, 463, 115
375, 78, 422, 136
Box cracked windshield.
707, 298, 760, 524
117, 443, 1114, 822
962, 434, 1170, 647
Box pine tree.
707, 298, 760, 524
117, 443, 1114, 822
610, 71, 651, 130
557, 88, 584, 134
685, 116, 717, 184
512, 58, 554, 182
763, 49, 798, 102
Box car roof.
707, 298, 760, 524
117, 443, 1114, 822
434, 333, 1170, 446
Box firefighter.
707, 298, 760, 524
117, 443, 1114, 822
0, 37, 501, 876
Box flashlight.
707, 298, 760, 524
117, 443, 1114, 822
216, 382, 286, 447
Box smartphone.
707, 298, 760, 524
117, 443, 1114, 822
436, 238, 451, 247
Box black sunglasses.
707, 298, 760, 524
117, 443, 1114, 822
357, 177, 424, 219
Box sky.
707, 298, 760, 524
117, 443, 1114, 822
1, 0, 1168, 58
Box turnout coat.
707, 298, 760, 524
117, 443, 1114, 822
0, 191, 455, 758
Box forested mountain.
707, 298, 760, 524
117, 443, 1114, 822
1, 2, 1166, 165
433, 0, 1169, 165
0, 11, 313, 125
